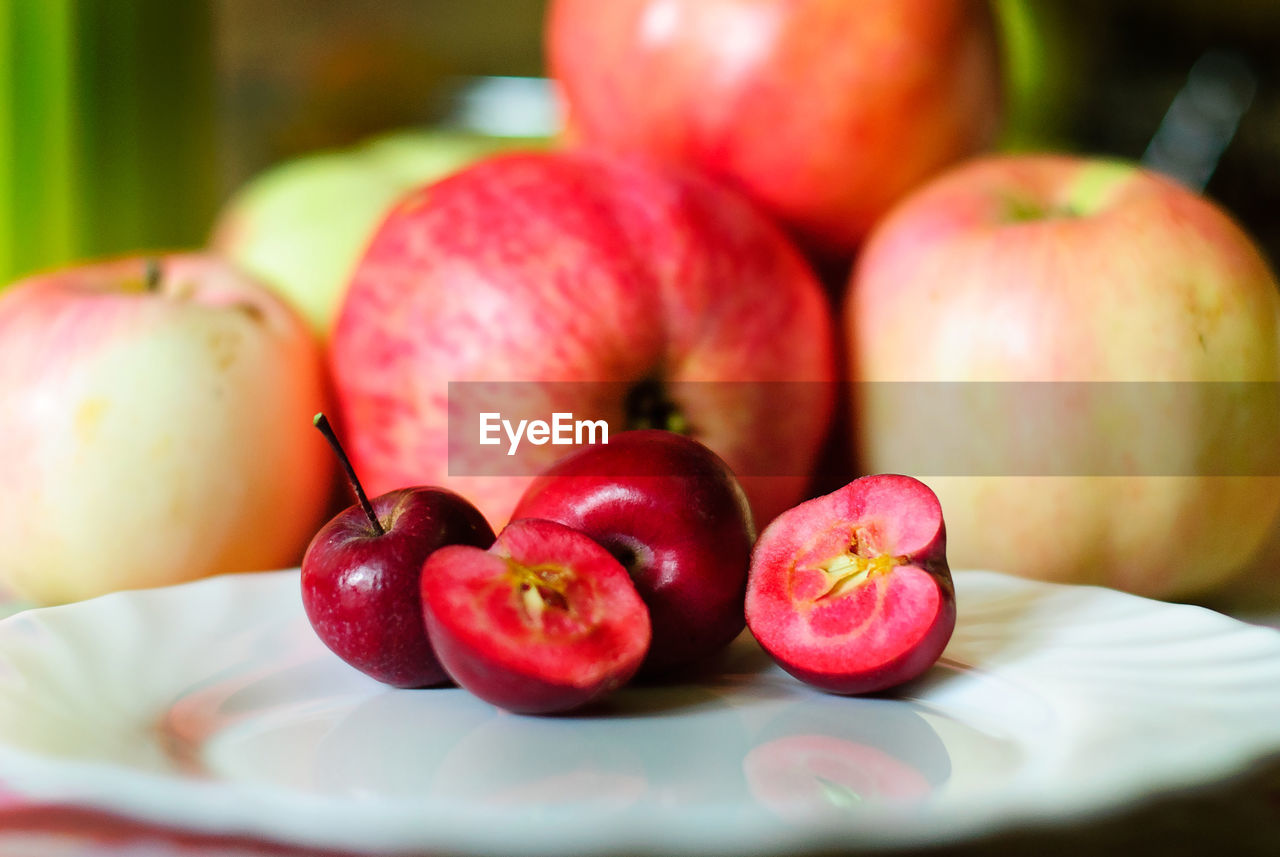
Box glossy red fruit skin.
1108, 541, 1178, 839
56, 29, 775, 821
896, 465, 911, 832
421, 518, 651, 715
511, 430, 754, 675
301, 487, 495, 688
745, 474, 954, 695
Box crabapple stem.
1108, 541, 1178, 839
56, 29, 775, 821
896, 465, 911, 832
313, 412, 385, 536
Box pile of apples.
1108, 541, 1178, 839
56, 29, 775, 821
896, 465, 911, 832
2, 0, 1279, 650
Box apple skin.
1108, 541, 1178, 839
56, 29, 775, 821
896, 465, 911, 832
330, 150, 837, 529
0, 254, 334, 604
301, 486, 496, 688
745, 475, 954, 696
510, 429, 755, 675
211, 129, 545, 340
846, 155, 1280, 598
546, 0, 1002, 257
421, 518, 652, 715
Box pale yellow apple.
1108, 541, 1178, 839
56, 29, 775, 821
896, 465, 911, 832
0, 254, 335, 604
847, 155, 1280, 599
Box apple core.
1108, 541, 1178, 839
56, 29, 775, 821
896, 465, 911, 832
800, 543, 906, 605
508, 560, 574, 624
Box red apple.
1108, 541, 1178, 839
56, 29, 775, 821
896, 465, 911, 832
511, 429, 754, 675
329, 151, 837, 528
745, 475, 955, 695
546, 0, 1003, 257
846, 155, 1280, 598
420, 518, 651, 714
0, 254, 333, 604
300, 415, 495, 688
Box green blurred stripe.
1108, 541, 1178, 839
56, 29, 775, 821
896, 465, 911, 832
0, 7, 11, 279
73, 1, 219, 259
1, 0, 216, 285
3, 0, 77, 283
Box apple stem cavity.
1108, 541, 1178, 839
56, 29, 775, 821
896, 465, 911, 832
313, 412, 385, 536
144, 258, 162, 292
624, 378, 689, 434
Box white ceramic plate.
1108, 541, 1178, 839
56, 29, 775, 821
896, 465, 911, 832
1, 569, 1279, 856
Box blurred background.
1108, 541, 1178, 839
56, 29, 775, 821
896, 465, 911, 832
1, 0, 1278, 285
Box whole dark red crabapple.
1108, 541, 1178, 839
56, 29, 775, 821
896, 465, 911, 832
301, 415, 495, 688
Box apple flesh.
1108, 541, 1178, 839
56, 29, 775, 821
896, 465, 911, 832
745, 475, 954, 695
546, 0, 1002, 257
420, 518, 651, 714
330, 150, 837, 528
301, 485, 495, 688
511, 430, 754, 675
0, 254, 333, 604
846, 154, 1280, 598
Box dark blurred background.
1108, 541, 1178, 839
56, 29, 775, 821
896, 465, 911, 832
1015, 0, 1280, 268
215, 0, 549, 177
2, 0, 1278, 283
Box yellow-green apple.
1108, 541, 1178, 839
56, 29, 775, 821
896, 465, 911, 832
846, 154, 1280, 598
210, 129, 544, 340
330, 150, 837, 529
0, 254, 334, 604
546, 0, 1003, 258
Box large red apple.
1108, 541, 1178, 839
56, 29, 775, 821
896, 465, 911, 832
546, 0, 1003, 257
846, 154, 1280, 598
0, 254, 334, 604
330, 151, 837, 527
